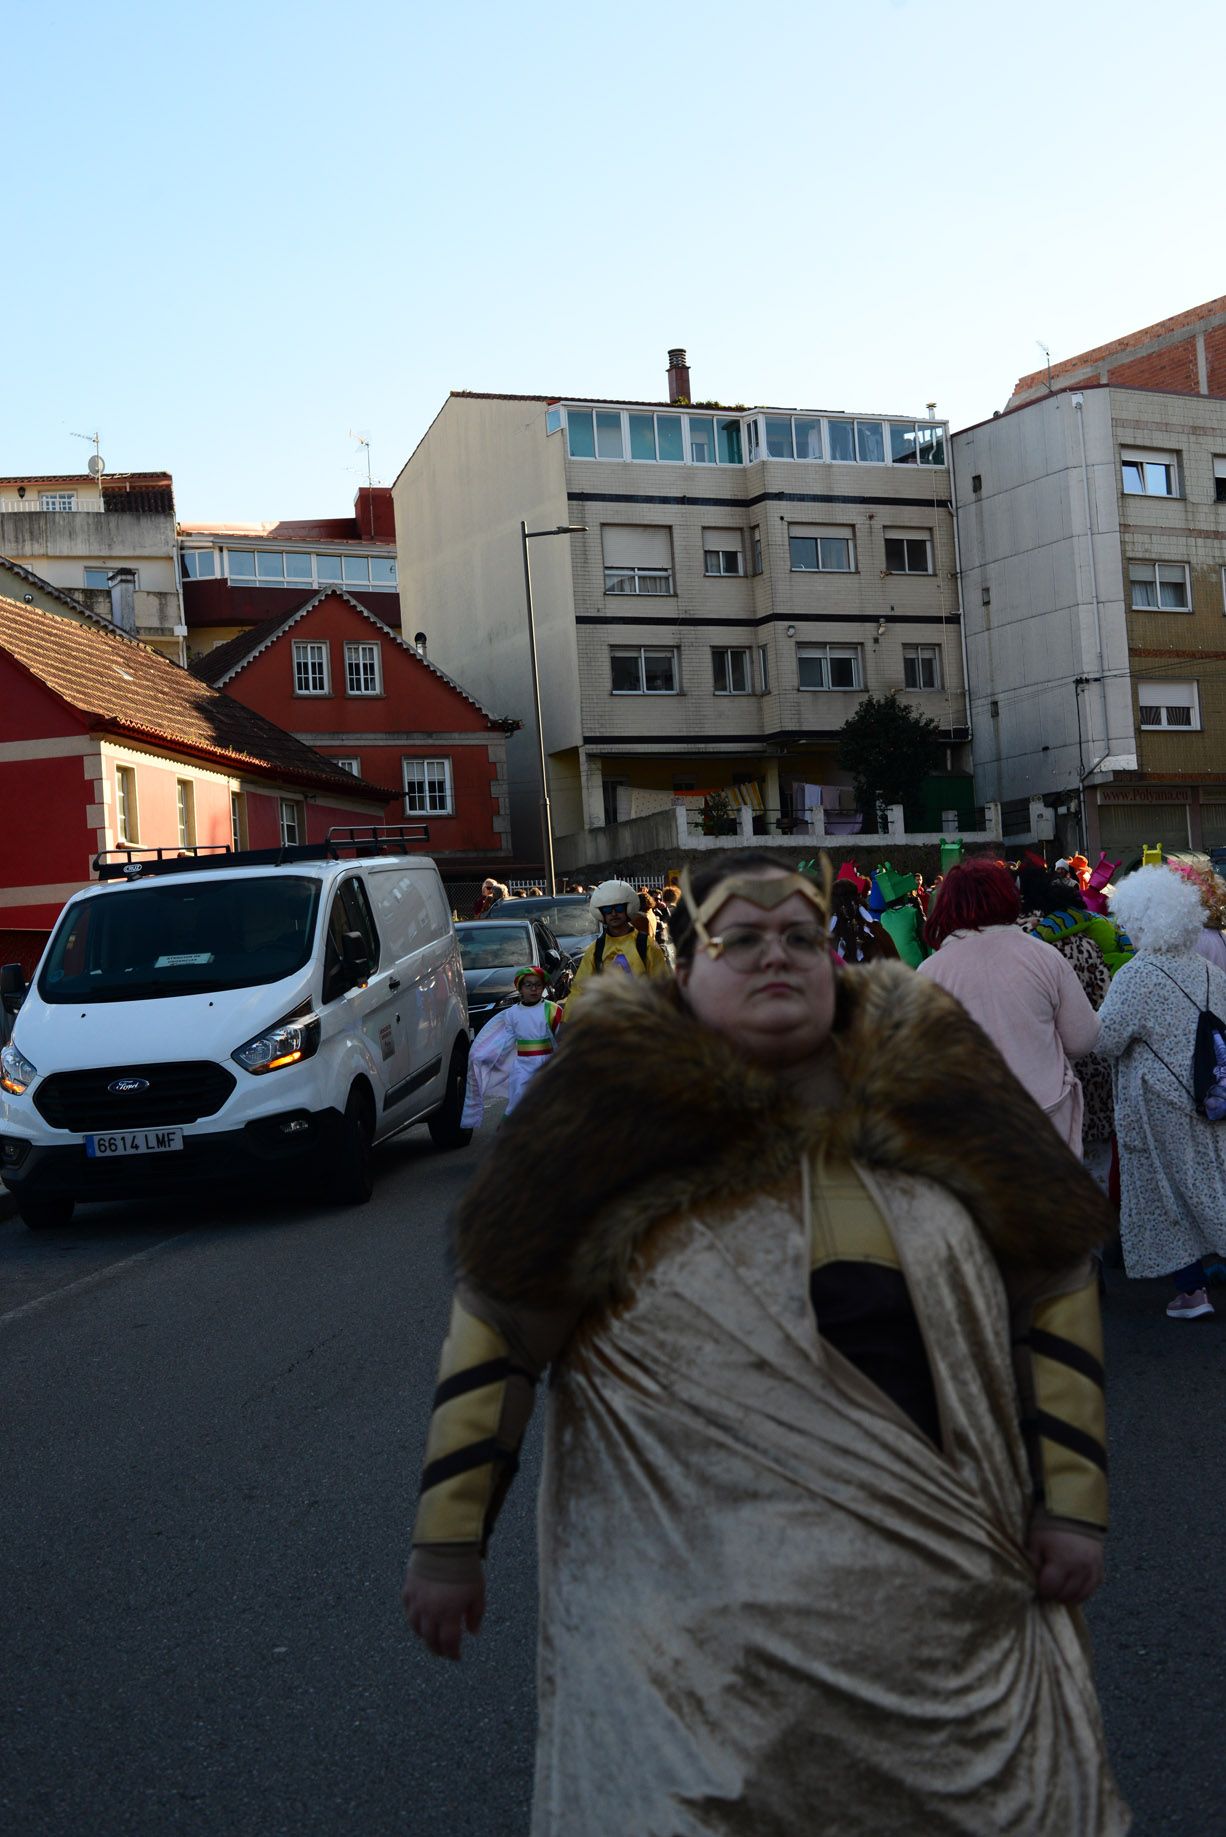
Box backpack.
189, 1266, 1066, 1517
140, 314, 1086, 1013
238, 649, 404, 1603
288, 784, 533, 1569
1145, 963, 1226, 1121
592, 929, 649, 972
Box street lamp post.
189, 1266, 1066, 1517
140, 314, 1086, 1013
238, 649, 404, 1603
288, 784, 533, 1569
519, 520, 586, 895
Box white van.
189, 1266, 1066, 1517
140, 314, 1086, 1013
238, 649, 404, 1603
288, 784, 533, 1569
0, 836, 471, 1230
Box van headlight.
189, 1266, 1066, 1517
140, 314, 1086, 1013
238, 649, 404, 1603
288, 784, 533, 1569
232, 1004, 321, 1075
0, 1043, 37, 1096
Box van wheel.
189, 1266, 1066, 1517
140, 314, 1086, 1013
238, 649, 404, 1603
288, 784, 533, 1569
428, 1041, 473, 1151
330, 1086, 375, 1206
18, 1197, 74, 1231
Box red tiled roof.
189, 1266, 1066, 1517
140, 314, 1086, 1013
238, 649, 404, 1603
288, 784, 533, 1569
0, 555, 96, 618
178, 518, 392, 547
0, 471, 173, 488
0, 594, 394, 800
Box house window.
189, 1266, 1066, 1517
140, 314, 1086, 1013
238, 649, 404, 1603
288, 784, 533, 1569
903, 644, 943, 690
884, 530, 934, 574
116, 765, 138, 843
227, 549, 257, 579
403, 756, 453, 815
798, 644, 863, 691
345, 642, 382, 695
703, 529, 745, 576
751, 527, 763, 575
181, 550, 217, 579
176, 780, 196, 848
292, 640, 330, 695
602, 524, 673, 595
316, 555, 343, 582
370, 556, 396, 586
285, 552, 313, 582
343, 555, 372, 586
1137, 681, 1199, 730
1215, 458, 1226, 504
1129, 562, 1190, 611
40, 491, 76, 511
712, 648, 752, 694
788, 525, 855, 572
1121, 447, 1179, 497
610, 647, 678, 694
757, 645, 770, 693
829, 420, 884, 464
279, 799, 304, 845
332, 757, 362, 776
230, 791, 246, 851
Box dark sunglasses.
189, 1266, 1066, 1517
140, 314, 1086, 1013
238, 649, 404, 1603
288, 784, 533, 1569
599, 903, 629, 916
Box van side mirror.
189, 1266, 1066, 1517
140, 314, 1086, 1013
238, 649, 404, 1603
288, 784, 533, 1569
0, 963, 26, 1015
341, 930, 371, 989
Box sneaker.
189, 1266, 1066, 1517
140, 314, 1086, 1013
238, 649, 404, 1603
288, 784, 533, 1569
1167, 1288, 1215, 1320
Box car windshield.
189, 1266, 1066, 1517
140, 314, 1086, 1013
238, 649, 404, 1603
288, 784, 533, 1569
456, 924, 533, 970
511, 899, 595, 939
38, 876, 322, 1004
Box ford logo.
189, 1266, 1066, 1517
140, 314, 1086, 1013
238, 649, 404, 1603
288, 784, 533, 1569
108, 1077, 150, 1095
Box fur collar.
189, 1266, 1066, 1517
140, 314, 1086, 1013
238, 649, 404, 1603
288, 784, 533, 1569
455, 964, 1115, 1312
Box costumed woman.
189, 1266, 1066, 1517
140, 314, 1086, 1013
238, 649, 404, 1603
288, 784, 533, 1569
459, 966, 563, 1128
403, 850, 1127, 1836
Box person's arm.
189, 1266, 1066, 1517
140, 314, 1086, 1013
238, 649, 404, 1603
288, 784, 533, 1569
1093, 967, 1137, 1061
646, 936, 673, 979
1007, 1258, 1107, 1604
1051, 951, 1101, 1059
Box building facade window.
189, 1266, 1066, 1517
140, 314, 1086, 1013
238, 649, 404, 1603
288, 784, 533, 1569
610, 647, 678, 694
1137, 681, 1199, 729
116, 765, 138, 843
220, 548, 397, 588
85, 566, 143, 590
788, 525, 855, 572
279, 799, 304, 845
601, 524, 673, 595
40, 491, 76, 511
1130, 561, 1190, 611
798, 645, 863, 690
1215, 457, 1226, 504
181, 549, 218, 579
403, 756, 453, 815
332, 757, 361, 775
757, 644, 770, 693
292, 640, 330, 695
903, 644, 943, 690
712, 648, 752, 694
230, 791, 246, 851
345, 641, 382, 695
561, 406, 945, 470
751, 527, 763, 575
884, 530, 934, 574
176, 780, 196, 848
1121, 448, 1179, 497
703, 529, 745, 576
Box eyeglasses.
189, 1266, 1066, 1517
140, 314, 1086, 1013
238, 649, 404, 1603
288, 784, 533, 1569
703, 923, 827, 971
599, 904, 629, 916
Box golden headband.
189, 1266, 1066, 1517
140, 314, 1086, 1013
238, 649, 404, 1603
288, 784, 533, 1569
679, 858, 833, 956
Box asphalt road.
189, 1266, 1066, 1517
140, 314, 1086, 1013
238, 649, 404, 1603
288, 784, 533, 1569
2, 1135, 1224, 1837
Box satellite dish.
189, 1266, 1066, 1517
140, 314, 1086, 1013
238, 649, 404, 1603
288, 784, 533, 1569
87, 453, 106, 477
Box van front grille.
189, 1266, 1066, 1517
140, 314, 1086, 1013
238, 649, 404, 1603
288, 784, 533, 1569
34, 1062, 237, 1132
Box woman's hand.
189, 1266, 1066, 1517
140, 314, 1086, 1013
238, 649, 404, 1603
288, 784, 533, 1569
402, 1569, 486, 1660
1029, 1527, 1104, 1605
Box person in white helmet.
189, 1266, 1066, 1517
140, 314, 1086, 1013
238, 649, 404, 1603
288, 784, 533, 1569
567, 878, 671, 1004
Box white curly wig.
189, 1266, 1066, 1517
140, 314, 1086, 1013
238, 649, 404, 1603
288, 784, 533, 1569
1109, 865, 1204, 954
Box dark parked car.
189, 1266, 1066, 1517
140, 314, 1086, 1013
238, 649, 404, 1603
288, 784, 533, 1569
478, 894, 601, 958
454, 918, 574, 1032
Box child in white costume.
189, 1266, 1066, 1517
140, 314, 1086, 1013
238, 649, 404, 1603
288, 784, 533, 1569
461, 966, 563, 1127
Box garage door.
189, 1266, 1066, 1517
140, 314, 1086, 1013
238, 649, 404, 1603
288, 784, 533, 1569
1098, 802, 1191, 856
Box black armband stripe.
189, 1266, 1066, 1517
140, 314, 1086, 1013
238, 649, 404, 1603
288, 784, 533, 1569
432, 1358, 513, 1409
421, 1438, 516, 1494
1023, 1328, 1106, 1388
1024, 1410, 1108, 1473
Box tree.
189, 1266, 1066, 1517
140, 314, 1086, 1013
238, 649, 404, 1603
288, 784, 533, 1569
836, 693, 943, 832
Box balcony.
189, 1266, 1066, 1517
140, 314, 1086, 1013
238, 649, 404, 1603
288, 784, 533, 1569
0, 497, 104, 514
603, 567, 673, 597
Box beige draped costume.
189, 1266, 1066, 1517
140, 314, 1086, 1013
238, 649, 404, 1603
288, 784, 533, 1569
412, 968, 1128, 1836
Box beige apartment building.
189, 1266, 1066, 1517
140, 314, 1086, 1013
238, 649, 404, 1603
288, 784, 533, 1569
393, 351, 969, 860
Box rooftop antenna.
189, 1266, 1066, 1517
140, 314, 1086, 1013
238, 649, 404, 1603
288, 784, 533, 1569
348, 430, 374, 492
1035, 341, 1053, 393
71, 429, 106, 479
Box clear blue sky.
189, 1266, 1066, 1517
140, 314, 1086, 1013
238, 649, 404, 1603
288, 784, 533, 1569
7, 0, 1224, 524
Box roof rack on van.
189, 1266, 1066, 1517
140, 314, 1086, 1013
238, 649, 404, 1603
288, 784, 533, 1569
91, 826, 431, 882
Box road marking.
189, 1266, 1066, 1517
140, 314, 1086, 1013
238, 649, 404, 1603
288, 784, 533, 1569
0, 1232, 192, 1330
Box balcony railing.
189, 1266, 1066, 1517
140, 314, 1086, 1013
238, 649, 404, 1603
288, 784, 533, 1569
0, 497, 104, 513
604, 567, 673, 596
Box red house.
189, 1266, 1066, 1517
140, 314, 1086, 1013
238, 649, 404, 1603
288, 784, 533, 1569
189, 589, 515, 867
0, 594, 391, 973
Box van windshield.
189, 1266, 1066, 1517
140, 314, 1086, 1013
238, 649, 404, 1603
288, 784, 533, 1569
38, 877, 322, 1004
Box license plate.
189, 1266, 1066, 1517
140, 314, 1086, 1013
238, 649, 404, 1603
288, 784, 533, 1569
85, 1128, 184, 1158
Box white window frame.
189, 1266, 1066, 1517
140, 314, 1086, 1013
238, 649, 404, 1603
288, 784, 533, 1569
176, 779, 196, 848
903, 643, 943, 690
40, 491, 76, 511
1214, 457, 1226, 505
221, 547, 396, 589
1129, 561, 1190, 612
703, 530, 745, 577
344, 641, 383, 696
559, 406, 947, 471
85, 566, 142, 590
757, 644, 770, 694
610, 647, 679, 695
181, 549, 218, 580
797, 644, 864, 691
116, 765, 139, 844
712, 647, 752, 695
1121, 447, 1180, 498
332, 757, 361, 776
883, 530, 934, 575
279, 799, 304, 845
788, 526, 856, 573
292, 639, 331, 696
604, 565, 674, 596
230, 791, 246, 851
403, 756, 453, 816
1137, 681, 1200, 730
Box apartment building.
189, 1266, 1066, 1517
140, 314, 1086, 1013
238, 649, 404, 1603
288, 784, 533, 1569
179, 486, 399, 660
953, 296, 1226, 858
393, 351, 968, 858
0, 470, 185, 662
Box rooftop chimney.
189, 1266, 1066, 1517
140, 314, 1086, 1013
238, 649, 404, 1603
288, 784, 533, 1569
108, 567, 137, 634
667, 347, 691, 404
